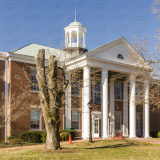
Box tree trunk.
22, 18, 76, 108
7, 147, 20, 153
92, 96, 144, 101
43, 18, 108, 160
45, 123, 60, 150
35, 49, 64, 150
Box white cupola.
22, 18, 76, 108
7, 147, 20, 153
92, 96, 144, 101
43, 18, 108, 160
64, 8, 87, 49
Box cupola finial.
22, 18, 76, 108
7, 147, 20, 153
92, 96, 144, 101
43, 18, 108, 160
75, 7, 77, 22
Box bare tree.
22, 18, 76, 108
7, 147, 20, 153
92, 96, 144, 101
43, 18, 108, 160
35, 49, 71, 150
127, 0, 160, 112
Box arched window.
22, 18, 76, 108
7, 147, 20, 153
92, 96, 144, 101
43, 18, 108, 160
117, 54, 124, 59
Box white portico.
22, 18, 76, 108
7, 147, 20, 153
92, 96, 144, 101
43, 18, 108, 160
64, 17, 152, 139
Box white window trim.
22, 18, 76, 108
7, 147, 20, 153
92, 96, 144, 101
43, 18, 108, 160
30, 109, 41, 130
31, 68, 39, 92
115, 83, 121, 100
72, 111, 80, 130
71, 77, 81, 97
92, 83, 101, 104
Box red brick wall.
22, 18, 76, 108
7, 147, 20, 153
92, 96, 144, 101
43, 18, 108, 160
0, 60, 5, 141
9, 60, 65, 136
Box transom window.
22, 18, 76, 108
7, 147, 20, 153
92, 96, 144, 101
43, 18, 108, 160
115, 113, 121, 131
117, 54, 124, 59
31, 109, 41, 130
31, 68, 39, 91
115, 83, 121, 100
72, 111, 80, 130
72, 77, 80, 96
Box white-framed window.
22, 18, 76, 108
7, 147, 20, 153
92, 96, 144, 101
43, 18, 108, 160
92, 84, 101, 104
136, 113, 141, 131
115, 113, 121, 131
31, 109, 41, 130
31, 68, 39, 91
115, 83, 121, 100
71, 111, 80, 130
72, 77, 80, 96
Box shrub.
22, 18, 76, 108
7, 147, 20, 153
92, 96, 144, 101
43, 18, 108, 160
59, 129, 76, 139
17, 130, 76, 143
158, 131, 160, 138
41, 131, 47, 143
17, 131, 43, 143
9, 138, 22, 144
60, 132, 69, 141
7, 136, 15, 141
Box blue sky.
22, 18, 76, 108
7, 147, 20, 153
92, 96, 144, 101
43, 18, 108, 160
0, 0, 158, 52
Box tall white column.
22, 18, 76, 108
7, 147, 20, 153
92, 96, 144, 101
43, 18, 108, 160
144, 79, 150, 138
82, 66, 91, 139
101, 69, 109, 138
65, 73, 71, 129
129, 75, 136, 138
123, 81, 129, 136
110, 78, 115, 136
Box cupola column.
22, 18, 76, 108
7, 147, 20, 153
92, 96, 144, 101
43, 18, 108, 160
69, 31, 71, 47
77, 30, 79, 47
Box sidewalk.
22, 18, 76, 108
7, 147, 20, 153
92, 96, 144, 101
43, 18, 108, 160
0, 137, 159, 151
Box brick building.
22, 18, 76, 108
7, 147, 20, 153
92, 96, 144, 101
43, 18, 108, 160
0, 18, 160, 142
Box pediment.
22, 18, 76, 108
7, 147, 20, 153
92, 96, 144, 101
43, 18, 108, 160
87, 38, 152, 71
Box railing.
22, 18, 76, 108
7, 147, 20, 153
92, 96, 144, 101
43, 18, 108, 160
68, 43, 83, 48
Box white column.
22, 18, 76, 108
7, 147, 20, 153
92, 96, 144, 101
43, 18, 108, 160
144, 79, 150, 138
123, 81, 129, 136
101, 69, 109, 138
129, 75, 136, 138
110, 78, 115, 136
65, 73, 71, 129
69, 31, 71, 47
77, 30, 79, 47
82, 66, 91, 139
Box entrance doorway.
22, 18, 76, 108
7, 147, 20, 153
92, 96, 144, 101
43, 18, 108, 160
93, 118, 101, 137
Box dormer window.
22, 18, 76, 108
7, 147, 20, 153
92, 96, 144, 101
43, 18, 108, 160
117, 54, 124, 59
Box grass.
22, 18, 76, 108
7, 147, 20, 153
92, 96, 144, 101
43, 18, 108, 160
0, 142, 44, 148
1, 140, 160, 160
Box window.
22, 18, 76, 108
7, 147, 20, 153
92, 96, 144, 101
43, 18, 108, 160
136, 113, 140, 131
31, 68, 39, 91
72, 111, 80, 130
115, 113, 121, 131
31, 109, 41, 130
136, 85, 140, 102
92, 84, 101, 104
115, 83, 121, 100
117, 54, 124, 59
72, 77, 80, 96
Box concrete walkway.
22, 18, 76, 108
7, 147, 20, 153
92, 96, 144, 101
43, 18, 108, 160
0, 137, 160, 151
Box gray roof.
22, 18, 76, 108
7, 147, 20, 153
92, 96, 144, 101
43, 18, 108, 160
11, 43, 71, 62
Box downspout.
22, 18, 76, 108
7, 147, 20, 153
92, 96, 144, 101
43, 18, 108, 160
5, 59, 9, 143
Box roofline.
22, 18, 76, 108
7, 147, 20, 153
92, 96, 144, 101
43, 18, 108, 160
86, 37, 124, 54
11, 43, 62, 53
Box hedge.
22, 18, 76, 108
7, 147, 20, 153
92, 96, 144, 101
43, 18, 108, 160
17, 130, 76, 143
150, 131, 160, 138
17, 131, 43, 143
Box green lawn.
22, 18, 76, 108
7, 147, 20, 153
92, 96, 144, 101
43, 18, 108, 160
0, 142, 43, 148
1, 140, 160, 160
